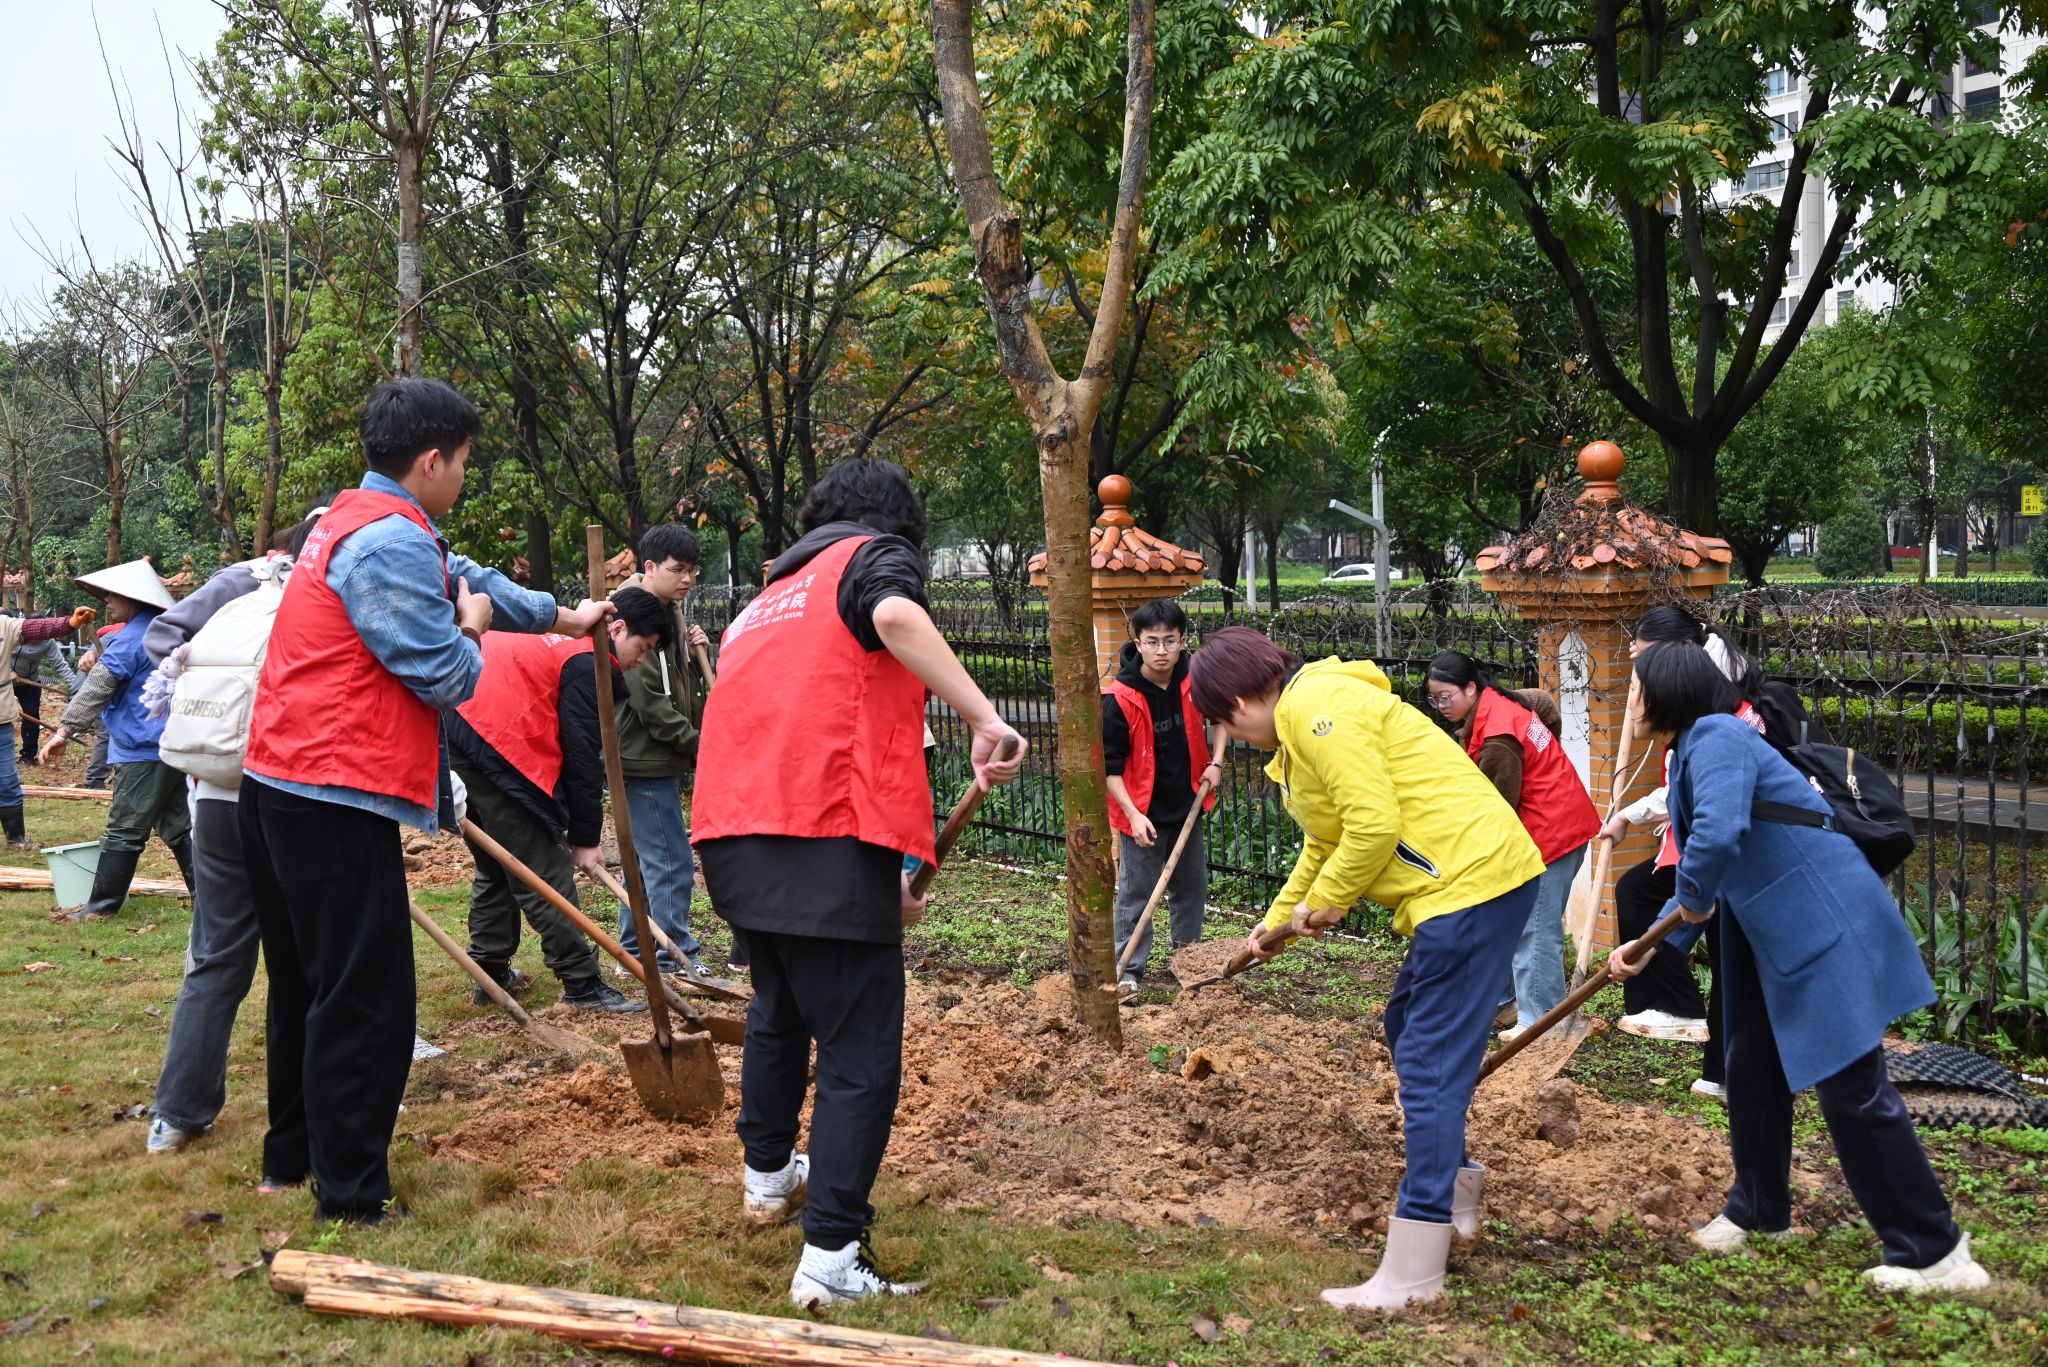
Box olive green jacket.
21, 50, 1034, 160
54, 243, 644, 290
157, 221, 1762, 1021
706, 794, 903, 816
613, 571, 703, 780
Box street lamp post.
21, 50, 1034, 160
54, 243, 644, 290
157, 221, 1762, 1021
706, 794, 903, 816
1328, 447, 1390, 656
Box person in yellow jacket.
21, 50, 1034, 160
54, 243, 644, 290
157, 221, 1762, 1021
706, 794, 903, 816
1188, 627, 1544, 1312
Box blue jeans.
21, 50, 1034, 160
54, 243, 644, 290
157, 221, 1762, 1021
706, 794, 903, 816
1386, 877, 1540, 1223
1511, 844, 1586, 1028
0, 724, 21, 807
616, 776, 701, 964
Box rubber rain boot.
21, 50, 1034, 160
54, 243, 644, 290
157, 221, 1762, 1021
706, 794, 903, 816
1451, 1164, 1485, 1239
69, 847, 142, 921
0, 803, 28, 849
1321, 1217, 1453, 1313
168, 836, 197, 898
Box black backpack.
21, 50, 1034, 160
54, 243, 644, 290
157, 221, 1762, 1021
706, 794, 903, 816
1751, 724, 1917, 877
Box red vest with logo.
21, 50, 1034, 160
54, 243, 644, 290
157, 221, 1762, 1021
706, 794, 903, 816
691, 536, 934, 862
456, 633, 596, 795
1466, 688, 1600, 864
1105, 675, 1217, 837
243, 489, 449, 808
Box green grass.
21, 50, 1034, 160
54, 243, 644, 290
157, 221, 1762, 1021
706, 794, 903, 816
2, 798, 2045, 1364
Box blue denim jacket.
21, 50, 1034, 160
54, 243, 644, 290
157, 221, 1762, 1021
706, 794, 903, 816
246, 472, 560, 832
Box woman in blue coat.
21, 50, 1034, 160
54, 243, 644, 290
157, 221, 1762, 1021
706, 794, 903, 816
1609, 642, 1989, 1295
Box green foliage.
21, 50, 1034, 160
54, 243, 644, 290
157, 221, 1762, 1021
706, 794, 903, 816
2030, 519, 2048, 578
1813, 499, 1890, 579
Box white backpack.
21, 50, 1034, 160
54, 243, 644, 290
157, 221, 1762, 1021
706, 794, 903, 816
159, 559, 290, 787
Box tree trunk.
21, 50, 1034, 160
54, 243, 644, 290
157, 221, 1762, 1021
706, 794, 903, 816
258, 378, 286, 554
212, 353, 242, 558
524, 506, 554, 595
1261, 520, 1283, 610
394, 135, 426, 379
105, 427, 125, 564
1664, 438, 1719, 533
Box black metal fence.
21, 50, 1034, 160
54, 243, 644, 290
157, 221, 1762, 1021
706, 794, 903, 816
690, 581, 2047, 1049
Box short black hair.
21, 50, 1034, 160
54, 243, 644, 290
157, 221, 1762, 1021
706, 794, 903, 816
1633, 640, 1737, 733
610, 586, 672, 648
639, 523, 701, 571
799, 459, 927, 546
360, 378, 482, 479
1130, 600, 1189, 636
1633, 604, 1707, 646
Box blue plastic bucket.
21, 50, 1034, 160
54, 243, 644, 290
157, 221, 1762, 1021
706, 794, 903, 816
44, 840, 102, 910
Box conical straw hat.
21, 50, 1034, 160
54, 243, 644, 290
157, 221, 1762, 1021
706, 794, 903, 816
75, 557, 176, 612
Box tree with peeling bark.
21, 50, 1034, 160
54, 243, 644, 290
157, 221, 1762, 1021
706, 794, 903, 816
929, 0, 1158, 1046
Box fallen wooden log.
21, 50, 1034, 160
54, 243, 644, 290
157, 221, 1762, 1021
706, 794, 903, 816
22, 786, 112, 801
0, 867, 188, 898
270, 1250, 1115, 1367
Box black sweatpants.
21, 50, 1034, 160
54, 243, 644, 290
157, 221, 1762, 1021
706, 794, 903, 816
1615, 858, 1724, 1084
1721, 914, 1960, 1268
736, 929, 904, 1249
15, 682, 40, 760
453, 763, 602, 992
239, 781, 415, 1221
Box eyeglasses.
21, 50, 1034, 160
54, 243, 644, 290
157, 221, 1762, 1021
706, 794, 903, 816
1426, 693, 1459, 712
1138, 636, 1183, 652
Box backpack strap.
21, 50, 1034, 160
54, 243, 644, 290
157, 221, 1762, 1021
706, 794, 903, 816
1752, 798, 1834, 833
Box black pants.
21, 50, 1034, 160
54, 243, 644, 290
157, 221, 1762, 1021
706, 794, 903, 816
1615, 859, 1724, 1084
1722, 915, 1960, 1268
14, 682, 39, 759
239, 781, 414, 1221
736, 929, 904, 1249
453, 763, 601, 992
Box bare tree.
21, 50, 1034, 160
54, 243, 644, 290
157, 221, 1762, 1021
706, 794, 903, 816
930, 0, 1158, 1045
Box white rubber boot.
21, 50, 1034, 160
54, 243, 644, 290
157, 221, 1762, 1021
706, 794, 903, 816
1321, 1217, 1453, 1313
743, 1153, 809, 1227
1451, 1164, 1485, 1238
1862, 1233, 1991, 1295
789, 1235, 926, 1309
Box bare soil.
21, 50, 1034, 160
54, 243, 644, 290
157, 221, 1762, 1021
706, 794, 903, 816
424, 970, 1733, 1240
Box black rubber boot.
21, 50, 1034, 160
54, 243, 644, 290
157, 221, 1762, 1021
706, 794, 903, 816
167, 836, 197, 898
69, 847, 142, 921
0, 803, 27, 848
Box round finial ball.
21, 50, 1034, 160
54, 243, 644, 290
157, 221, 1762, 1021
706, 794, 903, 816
1578, 440, 1625, 483
1097, 474, 1133, 507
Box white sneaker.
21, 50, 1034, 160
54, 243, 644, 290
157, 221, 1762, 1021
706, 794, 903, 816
1689, 1214, 1792, 1254
1690, 1078, 1728, 1102
1862, 1233, 1991, 1295
1497, 1023, 1530, 1043
1617, 1009, 1710, 1042
1117, 975, 1139, 1000
743, 1153, 810, 1227
789, 1234, 926, 1309
146, 1116, 204, 1155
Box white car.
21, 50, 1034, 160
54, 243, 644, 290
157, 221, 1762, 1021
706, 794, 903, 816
1322, 562, 1404, 584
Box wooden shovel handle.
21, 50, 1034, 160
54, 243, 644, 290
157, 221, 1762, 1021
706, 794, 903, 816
590, 863, 688, 966
1117, 730, 1228, 975
409, 900, 536, 1028
1215, 906, 1345, 981
1480, 906, 1690, 1079
907, 734, 1021, 899
691, 642, 715, 689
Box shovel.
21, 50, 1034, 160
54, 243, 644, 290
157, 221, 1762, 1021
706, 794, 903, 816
407, 900, 609, 1062
460, 817, 745, 1048
1480, 906, 1687, 1082
905, 734, 1022, 898
1116, 732, 1228, 978
1171, 906, 1348, 991
588, 863, 750, 1005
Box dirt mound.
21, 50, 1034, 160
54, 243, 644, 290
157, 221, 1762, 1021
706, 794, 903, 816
403, 830, 473, 888
426, 975, 1732, 1236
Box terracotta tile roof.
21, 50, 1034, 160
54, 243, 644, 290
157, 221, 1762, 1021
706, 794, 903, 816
1474, 442, 1732, 575
1027, 475, 1205, 577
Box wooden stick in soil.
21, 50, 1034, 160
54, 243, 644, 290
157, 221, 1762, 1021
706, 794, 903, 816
1116, 731, 1227, 976
459, 817, 745, 1048
406, 901, 607, 1061
1480, 907, 1687, 1081
271, 1250, 1119, 1367
904, 735, 1021, 899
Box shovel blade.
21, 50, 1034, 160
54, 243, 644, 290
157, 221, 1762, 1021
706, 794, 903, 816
621, 1031, 724, 1123
1482, 1013, 1594, 1089
1169, 939, 1242, 986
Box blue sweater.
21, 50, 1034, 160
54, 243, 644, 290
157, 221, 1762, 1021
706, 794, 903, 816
1663, 713, 1933, 1091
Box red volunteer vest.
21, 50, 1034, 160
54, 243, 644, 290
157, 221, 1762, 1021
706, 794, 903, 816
1105, 675, 1216, 837
690, 536, 934, 862
456, 633, 595, 795
1466, 688, 1600, 864
243, 488, 449, 808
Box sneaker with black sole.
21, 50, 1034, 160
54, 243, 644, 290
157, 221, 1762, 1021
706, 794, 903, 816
561, 980, 647, 1014
789, 1233, 925, 1309
469, 967, 530, 1006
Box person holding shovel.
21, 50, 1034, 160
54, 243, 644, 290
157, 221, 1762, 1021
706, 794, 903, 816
1606, 641, 1988, 1294
1188, 626, 1544, 1314
40, 560, 195, 916
692, 458, 1025, 1309
448, 587, 674, 1014
1103, 599, 1220, 999
1425, 653, 1599, 1042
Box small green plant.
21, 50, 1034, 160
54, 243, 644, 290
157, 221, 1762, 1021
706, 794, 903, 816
1814, 498, 1890, 578
1899, 892, 2048, 1045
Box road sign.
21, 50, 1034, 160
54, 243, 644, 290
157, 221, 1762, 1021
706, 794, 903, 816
2025, 485, 2045, 517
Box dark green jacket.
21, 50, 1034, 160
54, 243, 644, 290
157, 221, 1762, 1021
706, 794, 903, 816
613, 572, 703, 780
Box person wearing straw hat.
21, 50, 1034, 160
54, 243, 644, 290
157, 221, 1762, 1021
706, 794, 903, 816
40, 559, 193, 918
0, 603, 97, 847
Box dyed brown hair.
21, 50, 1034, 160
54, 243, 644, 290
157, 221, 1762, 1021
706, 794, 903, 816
1188, 625, 1300, 721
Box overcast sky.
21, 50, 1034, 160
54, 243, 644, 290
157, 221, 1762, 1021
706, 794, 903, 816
0, 2, 229, 314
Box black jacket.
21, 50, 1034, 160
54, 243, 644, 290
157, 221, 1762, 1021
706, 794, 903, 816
447, 652, 627, 848
1100, 641, 1195, 828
